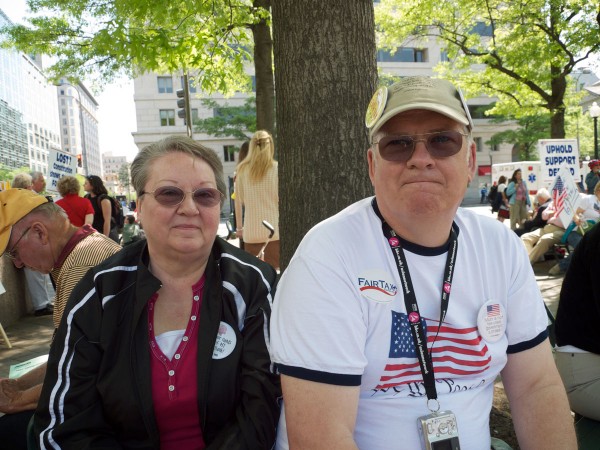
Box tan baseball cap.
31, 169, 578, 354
366, 76, 474, 141
0, 189, 49, 254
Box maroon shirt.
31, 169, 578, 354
149, 276, 206, 449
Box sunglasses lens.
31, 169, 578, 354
427, 131, 463, 157
192, 188, 222, 207
377, 131, 464, 161
378, 136, 415, 161
153, 186, 185, 206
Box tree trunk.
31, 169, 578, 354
272, 0, 377, 270
549, 65, 566, 138
251, 0, 276, 141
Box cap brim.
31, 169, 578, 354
0, 225, 12, 255
369, 103, 470, 141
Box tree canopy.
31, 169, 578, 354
194, 98, 256, 141
376, 0, 600, 138
1, 0, 266, 94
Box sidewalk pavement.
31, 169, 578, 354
0, 218, 564, 379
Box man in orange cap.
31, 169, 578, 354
0, 188, 121, 449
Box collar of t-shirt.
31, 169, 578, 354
53, 224, 96, 269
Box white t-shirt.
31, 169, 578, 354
270, 197, 548, 450
577, 193, 600, 221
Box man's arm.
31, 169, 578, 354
501, 339, 576, 449
100, 198, 112, 236
282, 375, 360, 450
84, 213, 93, 225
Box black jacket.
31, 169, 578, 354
555, 223, 600, 353
35, 238, 281, 449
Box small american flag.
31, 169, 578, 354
552, 176, 568, 217
376, 311, 491, 389
487, 304, 500, 317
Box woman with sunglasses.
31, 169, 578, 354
35, 136, 281, 449
234, 130, 280, 269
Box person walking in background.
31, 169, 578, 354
233, 140, 250, 250
505, 169, 531, 230
479, 183, 488, 203
495, 175, 510, 223
234, 130, 280, 269
585, 159, 600, 194
55, 175, 94, 227
10, 173, 54, 317
83, 174, 118, 242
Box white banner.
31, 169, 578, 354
550, 164, 580, 229
539, 139, 580, 187
47, 149, 78, 194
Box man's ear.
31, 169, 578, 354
467, 142, 477, 184
367, 147, 377, 186
30, 221, 49, 245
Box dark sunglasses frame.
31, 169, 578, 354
374, 130, 468, 162
141, 186, 223, 208
4, 226, 31, 260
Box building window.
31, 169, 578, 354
157, 76, 174, 94
223, 145, 236, 162
475, 137, 483, 152
160, 109, 176, 126
180, 76, 197, 93
191, 108, 199, 122
376, 47, 428, 63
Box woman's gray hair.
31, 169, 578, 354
131, 136, 226, 206
12, 173, 33, 189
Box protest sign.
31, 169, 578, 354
47, 149, 78, 194
550, 163, 581, 229
539, 139, 579, 187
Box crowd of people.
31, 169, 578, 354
0, 76, 587, 449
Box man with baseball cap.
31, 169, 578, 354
10, 174, 55, 317
270, 76, 575, 449
0, 188, 121, 450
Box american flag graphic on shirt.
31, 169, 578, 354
376, 311, 491, 389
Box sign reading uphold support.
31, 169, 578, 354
550, 164, 580, 229
47, 149, 77, 195
539, 138, 579, 187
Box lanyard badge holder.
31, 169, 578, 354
374, 200, 461, 450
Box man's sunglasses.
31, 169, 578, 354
374, 130, 468, 162
141, 186, 223, 208
4, 226, 31, 260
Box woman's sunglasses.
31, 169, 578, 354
141, 186, 223, 207
374, 130, 467, 162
